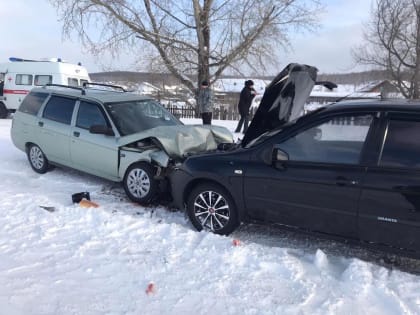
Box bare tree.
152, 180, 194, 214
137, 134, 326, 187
354, 0, 420, 99
50, 0, 322, 96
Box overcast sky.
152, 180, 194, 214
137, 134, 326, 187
0, 0, 373, 74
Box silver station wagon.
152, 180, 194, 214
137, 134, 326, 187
11, 84, 232, 204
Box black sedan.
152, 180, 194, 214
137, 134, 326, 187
171, 63, 420, 256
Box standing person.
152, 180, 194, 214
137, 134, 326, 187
235, 80, 256, 133
197, 80, 213, 125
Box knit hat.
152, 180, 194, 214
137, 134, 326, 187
245, 80, 254, 87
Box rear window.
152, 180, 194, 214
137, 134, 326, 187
42, 96, 76, 125
19, 92, 49, 115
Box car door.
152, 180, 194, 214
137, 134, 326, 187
37, 95, 76, 165
70, 100, 119, 181
244, 113, 376, 239
359, 113, 420, 252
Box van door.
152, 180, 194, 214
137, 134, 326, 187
37, 95, 76, 165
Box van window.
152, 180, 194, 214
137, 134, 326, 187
68, 78, 79, 86
34, 75, 52, 86
19, 92, 48, 115
43, 96, 76, 125
16, 74, 33, 85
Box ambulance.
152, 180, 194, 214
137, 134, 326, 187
0, 57, 90, 118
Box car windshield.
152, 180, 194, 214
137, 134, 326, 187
105, 100, 181, 136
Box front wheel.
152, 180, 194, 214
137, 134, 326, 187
187, 183, 239, 235
27, 144, 49, 174
123, 162, 158, 205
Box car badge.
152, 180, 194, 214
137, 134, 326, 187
234, 170, 243, 174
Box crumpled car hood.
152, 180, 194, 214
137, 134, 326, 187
118, 125, 233, 158
242, 63, 318, 146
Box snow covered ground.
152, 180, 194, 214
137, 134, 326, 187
1, 118, 420, 315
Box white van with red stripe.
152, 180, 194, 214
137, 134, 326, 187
0, 57, 90, 118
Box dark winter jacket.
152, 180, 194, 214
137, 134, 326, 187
237, 87, 256, 116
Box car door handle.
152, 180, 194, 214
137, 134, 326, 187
335, 176, 358, 186
73, 131, 80, 137
38, 121, 44, 127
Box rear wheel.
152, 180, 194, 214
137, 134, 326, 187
187, 183, 239, 235
123, 162, 158, 205
0, 102, 8, 119
27, 144, 49, 174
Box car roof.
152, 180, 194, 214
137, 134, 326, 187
321, 98, 420, 113
31, 86, 152, 104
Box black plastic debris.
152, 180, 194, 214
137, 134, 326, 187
72, 192, 90, 203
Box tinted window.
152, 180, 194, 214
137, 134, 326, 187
34, 75, 52, 86
16, 74, 33, 85
277, 115, 373, 164
76, 101, 108, 129
19, 92, 49, 115
43, 96, 76, 125
380, 120, 420, 168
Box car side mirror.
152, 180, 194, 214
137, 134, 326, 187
262, 145, 289, 167
89, 125, 115, 136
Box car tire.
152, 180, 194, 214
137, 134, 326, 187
123, 162, 158, 205
27, 144, 49, 174
0, 102, 8, 119
187, 183, 239, 235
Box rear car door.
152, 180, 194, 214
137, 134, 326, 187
70, 101, 119, 180
37, 95, 76, 166
359, 113, 420, 252
244, 113, 376, 238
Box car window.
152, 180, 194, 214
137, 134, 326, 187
42, 96, 76, 125
76, 101, 108, 130
19, 92, 49, 115
105, 100, 180, 136
277, 114, 373, 164
380, 119, 420, 168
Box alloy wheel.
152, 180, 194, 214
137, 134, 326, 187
193, 190, 231, 231
126, 168, 151, 198
29, 146, 45, 170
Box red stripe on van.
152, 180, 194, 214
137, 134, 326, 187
3, 89, 30, 95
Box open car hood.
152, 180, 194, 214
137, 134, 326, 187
118, 125, 233, 158
241, 63, 318, 146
